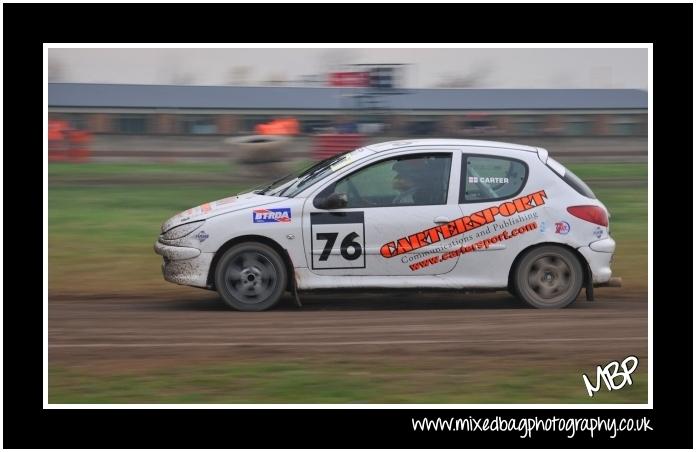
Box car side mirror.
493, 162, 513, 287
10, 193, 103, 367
315, 192, 347, 210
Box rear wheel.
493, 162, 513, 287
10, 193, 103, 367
513, 245, 583, 309
214, 242, 287, 311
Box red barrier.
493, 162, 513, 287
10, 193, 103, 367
66, 130, 91, 162
48, 120, 70, 161
255, 118, 300, 136
48, 141, 69, 162
312, 134, 365, 160
48, 120, 91, 162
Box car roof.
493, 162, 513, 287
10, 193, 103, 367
365, 139, 539, 154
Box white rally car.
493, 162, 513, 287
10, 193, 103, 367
155, 139, 619, 311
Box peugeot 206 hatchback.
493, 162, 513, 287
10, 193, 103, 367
155, 139, 620, 311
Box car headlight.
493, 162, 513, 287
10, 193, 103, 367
161, 221, 204, 240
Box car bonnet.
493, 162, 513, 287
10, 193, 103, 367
161, 192, 283, 233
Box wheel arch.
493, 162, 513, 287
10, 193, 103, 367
507, 242, 591, 293
206, 235, 295, 291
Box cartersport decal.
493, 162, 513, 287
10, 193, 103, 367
380, 190, 548, 258
409, 222, 539, 272
253, 208, 292, 223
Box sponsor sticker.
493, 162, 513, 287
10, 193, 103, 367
215, 196, 238, 206
380, 190, 548, 258
593, 226, 603, 239
468, 176, 509, 184
555, 221, 570, 234
539, 221, 546, 233
253, 208, 292, 223
330, 154, 354, 172
195, 230, 209, 242
409, 221, 539, 272
201, 203, 212, 214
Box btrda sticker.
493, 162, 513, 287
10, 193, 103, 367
253, 208, 291, 223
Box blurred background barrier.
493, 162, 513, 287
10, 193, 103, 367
47, 82, 648, 166
254, 117, 300, 136
312, 133, 365, 160
224, 134, 295, 182
49, 119, 92, 162
224, 134, 292, 163
66, 130, 91, 162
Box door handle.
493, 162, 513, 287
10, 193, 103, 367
433, 216, 450, 224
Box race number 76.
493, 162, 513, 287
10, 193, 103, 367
310, 211, 365, 270
315, 231, 362, 261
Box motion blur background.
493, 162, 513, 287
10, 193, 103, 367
49, 48, 647, 167
48, 47, 649, 403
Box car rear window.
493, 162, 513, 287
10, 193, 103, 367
562, 168, 597, 199
546, 159, 596, 199
460, 155, 528, 203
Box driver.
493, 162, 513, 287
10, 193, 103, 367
392, 159, 426, 205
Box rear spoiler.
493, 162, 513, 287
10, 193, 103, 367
536, 147, 549, 163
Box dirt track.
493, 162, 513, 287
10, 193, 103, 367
49, 290, 648, 373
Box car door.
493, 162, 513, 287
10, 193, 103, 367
453, 150, 541, 286
301, 149, 463, 276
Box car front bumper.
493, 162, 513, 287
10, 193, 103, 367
154, 241, 213, 288
577, 237, 616, 284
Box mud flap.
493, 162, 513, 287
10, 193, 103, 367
293, 277, 302, 307
585, 264, 594, 301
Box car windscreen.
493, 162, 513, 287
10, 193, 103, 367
255, 150, 362, 198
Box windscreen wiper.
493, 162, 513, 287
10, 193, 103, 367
252, 173, 295, 195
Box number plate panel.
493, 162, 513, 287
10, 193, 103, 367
310, 212, 366, 270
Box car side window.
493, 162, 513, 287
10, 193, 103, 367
460, 155, 527, 203
315, 153, 452, 208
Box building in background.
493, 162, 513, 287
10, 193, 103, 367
47, 82, 647, 161
49, 83, 647, 136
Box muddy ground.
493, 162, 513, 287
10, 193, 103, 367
49, 289, 648, 373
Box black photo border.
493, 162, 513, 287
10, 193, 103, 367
4, 2, 692, 448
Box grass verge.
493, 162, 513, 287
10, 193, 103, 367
49, 360, 647, 404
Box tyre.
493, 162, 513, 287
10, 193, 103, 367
513, 245, 584, 309
214, 242, 288, 311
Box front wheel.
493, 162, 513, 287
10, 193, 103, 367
513, 245, 584, 309
214, 242, 288, 311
